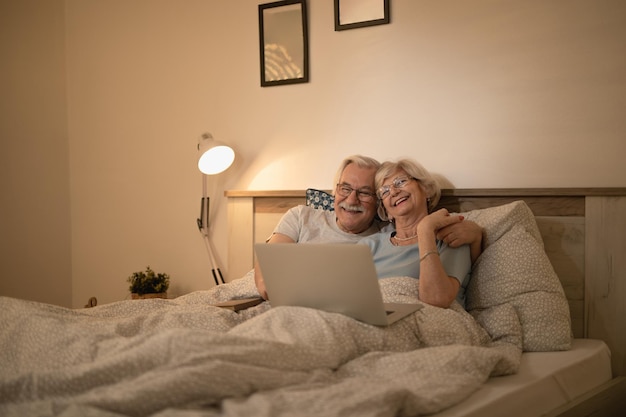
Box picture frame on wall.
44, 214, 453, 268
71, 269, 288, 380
334, 0, 390, 31
258, 0, 309, 87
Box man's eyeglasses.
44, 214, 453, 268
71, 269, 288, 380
377, 176, 415, 199
335, 183, 376, 202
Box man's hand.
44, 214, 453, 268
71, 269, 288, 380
418, 208, 463, 235
254, 233, 296, 300
254, 268, 269, 300
437, 220, 484, 264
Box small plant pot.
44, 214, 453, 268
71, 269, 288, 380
127, 266, 170, 298
131, 292, 167, 300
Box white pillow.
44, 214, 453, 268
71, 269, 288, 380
463, 201, 572, 352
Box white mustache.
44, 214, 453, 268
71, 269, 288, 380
338, 202, 365, 213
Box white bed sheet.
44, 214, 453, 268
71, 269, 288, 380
437, 338, 612, 417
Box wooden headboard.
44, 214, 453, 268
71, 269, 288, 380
225, 188, 626, 376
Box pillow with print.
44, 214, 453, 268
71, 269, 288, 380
306, 188, 334, 211
462, 200, 572, 352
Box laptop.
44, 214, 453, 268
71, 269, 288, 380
254, 243, 422, 326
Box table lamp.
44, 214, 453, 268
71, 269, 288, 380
196, 133, 235, 285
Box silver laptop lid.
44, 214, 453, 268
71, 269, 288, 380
255, 243, 394, 325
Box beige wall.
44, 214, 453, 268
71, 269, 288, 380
0, 0, 71, 307
2, 0, 625, 307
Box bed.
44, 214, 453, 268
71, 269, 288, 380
0, 188, 624, 416
224, 187, 626, 416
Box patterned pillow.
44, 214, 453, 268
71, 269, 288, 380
462, 201, 572, 352
306, 188, 334, 211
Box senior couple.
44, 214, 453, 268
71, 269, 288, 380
254, 155, 483, 309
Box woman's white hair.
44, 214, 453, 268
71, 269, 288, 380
375, 158, 441, 221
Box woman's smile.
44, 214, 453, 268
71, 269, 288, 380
392, 195, 410, 207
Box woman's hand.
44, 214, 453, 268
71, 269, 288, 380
415, 209, 464, 308
437, 219, 484, 264
437, 219, 481, 246
417, 208, 464, 237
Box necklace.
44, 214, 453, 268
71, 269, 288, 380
392, 232, 418, 242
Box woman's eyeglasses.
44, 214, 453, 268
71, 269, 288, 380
377, 176, 414, 199
335, 183, 376, 202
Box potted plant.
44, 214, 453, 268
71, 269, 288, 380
127, 266, 170, 299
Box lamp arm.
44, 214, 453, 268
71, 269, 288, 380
201, 231, 225, 285
196, 197, 207, 230
197, 175, 226, 285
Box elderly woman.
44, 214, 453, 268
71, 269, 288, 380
359, 159, 480, 308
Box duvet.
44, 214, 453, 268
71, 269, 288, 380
0, 273, 522, 417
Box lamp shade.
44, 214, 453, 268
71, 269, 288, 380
197, 133, 235, 175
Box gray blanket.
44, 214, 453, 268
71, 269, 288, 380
0, 274, 521, 417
